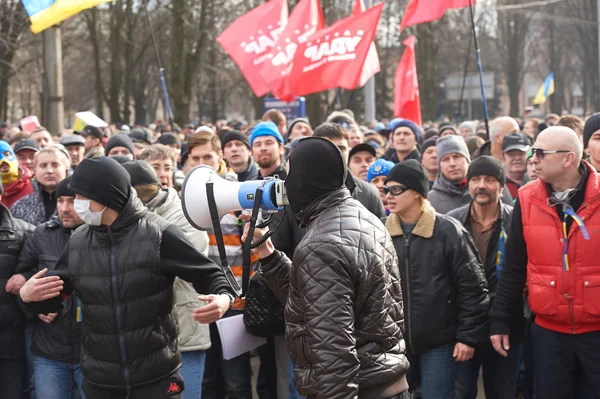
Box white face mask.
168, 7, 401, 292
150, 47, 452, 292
74, 199, 106, 226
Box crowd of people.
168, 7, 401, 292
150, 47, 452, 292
0, 107, 599, 399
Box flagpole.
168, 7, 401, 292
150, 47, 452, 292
142, 0, 175, 127
468, 0, 490, 138
455, 33, 472, 125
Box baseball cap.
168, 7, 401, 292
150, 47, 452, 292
76, 125, 103, 140
129, 128, 153, 144
502, 132, 530, 153
60, 135, 85, 147
348, 143, 376, 164
14, 138, 40, 154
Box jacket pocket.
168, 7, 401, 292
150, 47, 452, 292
528, 274, 558, 317
157, 317, 177, 354
583, 276, 600, 317
289, 333, 310, 367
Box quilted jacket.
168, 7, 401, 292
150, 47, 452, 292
11, 181, 54, 226
262, 189, 409, 399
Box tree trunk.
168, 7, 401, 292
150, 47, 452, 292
415, 23, 440, 122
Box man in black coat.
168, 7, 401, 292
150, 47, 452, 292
448, 156, 522, 399
0, 182, 34, 399
18, 157, 236, 399
13, 176, 86, 398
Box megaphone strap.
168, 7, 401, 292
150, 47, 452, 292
207, 182, 242, 297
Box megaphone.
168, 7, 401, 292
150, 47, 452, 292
181, 165, 288, 231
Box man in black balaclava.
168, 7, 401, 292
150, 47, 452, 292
18, 156, 237, 399
244, 137, 410, 399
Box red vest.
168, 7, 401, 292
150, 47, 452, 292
520, 161, 600, 334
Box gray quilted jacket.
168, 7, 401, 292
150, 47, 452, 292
262, 189, 409, 399
11, 181, 53, 226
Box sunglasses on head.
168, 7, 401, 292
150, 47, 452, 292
383, 185, 408, 196
530, 147, 571, 159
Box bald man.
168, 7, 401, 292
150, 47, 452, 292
473, 117, 520, 161
490, 126, 600, 398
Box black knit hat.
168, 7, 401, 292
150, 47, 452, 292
55, 176, 75, 198
583, 113, 600, 149
467, 155, 505, 186
69, 157, 131, 212
157, 133, 181, 147
421, 135, 439, 159
385, 159, 430, 198
221, 130, 250, 150
122, 160, 160, 187
105, 134, 135, 157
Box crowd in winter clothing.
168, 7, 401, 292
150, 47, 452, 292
1, 108, 600, 399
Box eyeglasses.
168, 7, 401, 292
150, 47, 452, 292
530, 147, 571, 159
383, 185, 408, 196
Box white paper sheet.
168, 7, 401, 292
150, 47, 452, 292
216, 314, 267, 360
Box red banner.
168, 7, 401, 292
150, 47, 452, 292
282, 3, 383, 101
259, 0, 325, 100
400, 0, 475, 32
216, 0, 288, 97
353, 0, 380, 87
394, 36, 422, 126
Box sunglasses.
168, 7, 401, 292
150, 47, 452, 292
530, 147, 571, 159
383, 185, 408, 196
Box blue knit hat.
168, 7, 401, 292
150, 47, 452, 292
250, 121, 284, 147
388, 118, 421, 142
367, 159, 395, 183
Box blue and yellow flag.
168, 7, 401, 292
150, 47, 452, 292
533, 73, 555, 105
22, 0, 114, 34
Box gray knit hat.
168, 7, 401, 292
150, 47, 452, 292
436, 135, 471, 164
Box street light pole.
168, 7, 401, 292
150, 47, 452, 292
363, 0, 376, 123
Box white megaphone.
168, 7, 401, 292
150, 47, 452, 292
181, 165, 288, 231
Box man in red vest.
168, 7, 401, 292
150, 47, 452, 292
490, 126, 600, 398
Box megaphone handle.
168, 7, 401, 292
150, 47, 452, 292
241, 187, 266, 298
206, 182, 242, 297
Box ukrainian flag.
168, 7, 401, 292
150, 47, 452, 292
22, 0, 114, 34
533, 73, 555, 105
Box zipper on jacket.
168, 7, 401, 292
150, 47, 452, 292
568, 298, 577, 334
404, 235, 415, 354
108, 230, 131, 391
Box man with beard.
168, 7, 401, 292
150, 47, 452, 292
250, 122, 286, 179
12, 177, 86, 398
448, 157, 521, 399
11, 145, 70, 226
502, 133, 530, 199
221, 130, 258, 182
0, 140, 34, 208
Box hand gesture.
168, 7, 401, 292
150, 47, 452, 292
453, 342, 475, 362
20, 269, 63, 303
39, 312, 58, 324
192, 294, 231, 324
5, 274, 27, 295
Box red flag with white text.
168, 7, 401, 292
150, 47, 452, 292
353, 0, 380, 87
216, 0, 288, 97
259, 0, 325, 100
283, 3, 383, 101
400, 0, 475, 32
394, 35, 422, 126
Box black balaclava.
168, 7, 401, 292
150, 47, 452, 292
285, 137, 346, 215
69, 157, 131, 212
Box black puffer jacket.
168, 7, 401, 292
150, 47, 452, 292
386, 203, 490, 355
16, 217, 82, 364
262, 189, 409, 399
0, 203, 34, 359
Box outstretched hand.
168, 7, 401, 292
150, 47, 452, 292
20, 269, 63, 303
192, 294, 231, 324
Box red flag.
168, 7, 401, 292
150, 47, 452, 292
400, 0, 475, 32
353, 0, 380, 87
283, 3, 384, 101
259, 0, 325, 100
394, 36, 422, 126
216, 0, 288, 97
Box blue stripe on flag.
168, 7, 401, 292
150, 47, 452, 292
21, 0, 56, 17
543, 73, 554, 97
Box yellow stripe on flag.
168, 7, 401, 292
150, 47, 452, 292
30, 0, 114, 34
